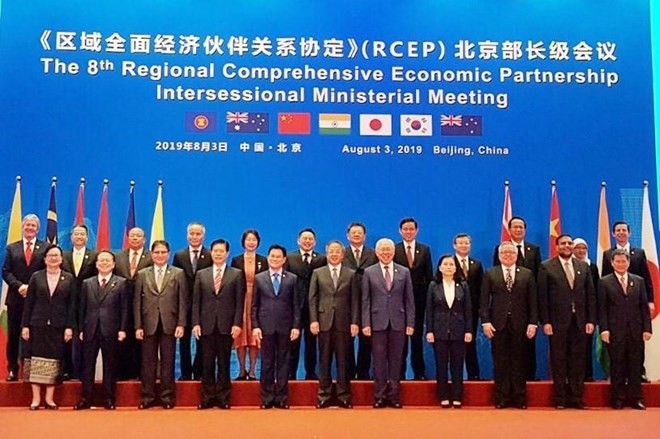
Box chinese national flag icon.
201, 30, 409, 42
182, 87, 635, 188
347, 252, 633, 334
186, 112, 218, 132
277, 112, 311, 135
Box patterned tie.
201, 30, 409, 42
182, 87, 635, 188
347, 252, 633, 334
384, 265, 392, 291
192, 249, 199, 274
332, 267, 339, 289
516, 245, 524, 265
303, 253, 310, 265
354, 248, 361, 264
505, 268, 513, 292
619, 276, 628, 295
156, 268, 164, 291
406, 245, 414, 268
564, 261, 575, 289
214, 267, 222, 293
74, 251, 83, 276
100, 278, 107, 289
25, 241, 33, 266
461, 258, 469, 278
272, 273, 281, 295
130, 251, 139, 277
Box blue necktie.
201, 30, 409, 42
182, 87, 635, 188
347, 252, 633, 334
272, 273, 280, 295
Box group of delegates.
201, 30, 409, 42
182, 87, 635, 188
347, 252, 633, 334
1, 214, 653, 411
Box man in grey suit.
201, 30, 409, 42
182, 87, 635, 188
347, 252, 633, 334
538, 234, 596, 409
192, 238, 245, 409
134, 240, 187, 409
362, 238, 415, 409
252, 245, 301, 409
309, 240, 359, 409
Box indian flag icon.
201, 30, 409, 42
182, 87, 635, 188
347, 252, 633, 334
319, 113, 351, 135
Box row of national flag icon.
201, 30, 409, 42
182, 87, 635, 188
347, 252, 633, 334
185, 112, 483, 137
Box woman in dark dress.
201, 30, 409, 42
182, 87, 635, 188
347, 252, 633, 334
21, 244, 76, 409
426, 254, 473, 408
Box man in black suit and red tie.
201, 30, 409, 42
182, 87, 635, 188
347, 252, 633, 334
599, 249, 652, 409
538, 234, 596, 409
453, 233, 484, 381
252, 245, 301, 409
363, 238, 415, 408
343, 222, 378, 380
173, 222, 212, 381
492, 216, 542, 381
192, 238, 244, 409
284, 228, 327, 380
74, 250, 129, 410
481, 241, 538, 409
2, 214, 46, 381
394, 217, 433, 380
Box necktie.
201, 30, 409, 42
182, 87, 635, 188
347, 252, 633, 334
461, 258, 469, 278
564, 261, 575, 289
303, 253, 310, 265
332, 267, 339, 289
214, 267, 222, 293
100, 278, 107, 289
73, 251, 83, 276
156, 268, 164, 291
505, 268, 513, 292
384, 265, 392, 290
192, 249, 199, 273
130, 251, 138, 277
406, 245, 414, 268
619, 276, 627, 294
272, 273, 281, 295
516, 245, 524, 265
354, 248, 361, 264
25, 241, 33, 266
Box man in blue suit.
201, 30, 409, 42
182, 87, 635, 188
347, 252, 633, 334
252, 244, 301, 409
362, 238, 415, 408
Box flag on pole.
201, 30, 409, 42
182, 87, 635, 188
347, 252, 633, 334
595, 183, 611, 376
501, 181, 512, 241
1, 177, 23, 373
96, 180, 111, 250
549, 182, 562, 257
150, 181, 165, 246
46, 178, 58, 244
74, 178, 85, 225
122, 182, 136, 250
641, 181, 660, 379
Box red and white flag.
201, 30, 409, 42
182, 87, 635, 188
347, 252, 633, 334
549, 182, 562, 257
641, 182, 660, 379
500, 182, 512, 241
96, 181, 111, 250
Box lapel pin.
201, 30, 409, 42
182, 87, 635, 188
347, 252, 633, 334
35, 245, 40, 250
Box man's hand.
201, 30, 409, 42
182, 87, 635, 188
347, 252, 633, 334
136, 328, 144, 341
464, 333, 473, 343
643, 331, 652, 342
426, 333, 435, 344
174, 326, 184, 338
64, 328, 73, 342
600, 330, 610, 344
405, 326, 414, 336
585, 323, 595, 335
543, 324, 553, 336
482, 323, 495, 339
310, 321, 320, 335
362, 326, 372, 337
21, 327, 30, 341
526, 325, 537, 339
290, 328, 300, 341
18, 284, 28, 297
118, 331, 126, 342
350, 324, 359, 337
253, 328, 263, 348
231, 326, 242, 339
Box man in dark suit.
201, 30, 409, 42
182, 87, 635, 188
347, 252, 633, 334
172, 222, 212, 381
134, 240, 187, 409
481, 241, 538, 409
309, 240, 359, 409
74, 250, 129, 410
114, 226, 152, 380
2, 214, 45, 381
252, 245, 301, 409
394, 217, 433, 380
492, 216, 542, 381
284, 228, 327, 380
362, 238, 415, 408
453, 233, 484, 381
538, 234, 596, 409
344, 221, 378, 380
599, 249, 653, 410
192, 238, 244, 409
61, 224, 97, 380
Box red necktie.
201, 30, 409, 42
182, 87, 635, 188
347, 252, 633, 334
25, 241, 33, 266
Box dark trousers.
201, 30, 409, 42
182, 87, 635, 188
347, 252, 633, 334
318, 329, 352, 403
465, 297, 481, 379
549, 315, 586, 405
372, 328, 405, 402
433, 339, 466, 402
402, 294, 426, 378
289, 306, 317, 379
355, 333, 372, 379
6, 302, 23, 373
141, 323, 176, 404
117, 301, 140, 380
585, 332, 594, 380
81, 332, 120, 402
492, 318, 527, 406
200, 330, 233, 404
261, 332, 291, 405
608, 329, 644, 405
179, 324, 202, 379
525, 336, 537, 380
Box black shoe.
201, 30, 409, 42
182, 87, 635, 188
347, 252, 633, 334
612, 401, 624, 410
467, 375, 481, 381
555, 404, 566, 410
452, 402, 463, 409
235, 371, 248, 381
356, 374, 371, 380
104, 400, 116, 410
247, 374, 257, 381
61, 373, 71, 382
217, 402, 231, 410
162, 402, 175, 409
631, 401, 647, 410
275, 402, 289, 409
571, 401, 587, 410
316, 400, 332, 409
44, 403, 58, 410
198, 402, 214, 410
413, 375, 427, 381
138, 401, 153, 410
495, 403, 507, 409
260, 403, 274, 409
6, 371, 18, 382
389, 401, 403, 409
338, 400, 353, 409
373, 399, 388, 409
74, 400, 92, 410
517, 404, 527, 410
641, 375, 650, 383
441, 400, 451, 409
29, 404, 40, 411
178, 375, 192, 381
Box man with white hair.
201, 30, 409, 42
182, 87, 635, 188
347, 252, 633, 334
2, 214, 46, 381
361, 238, 415, 408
